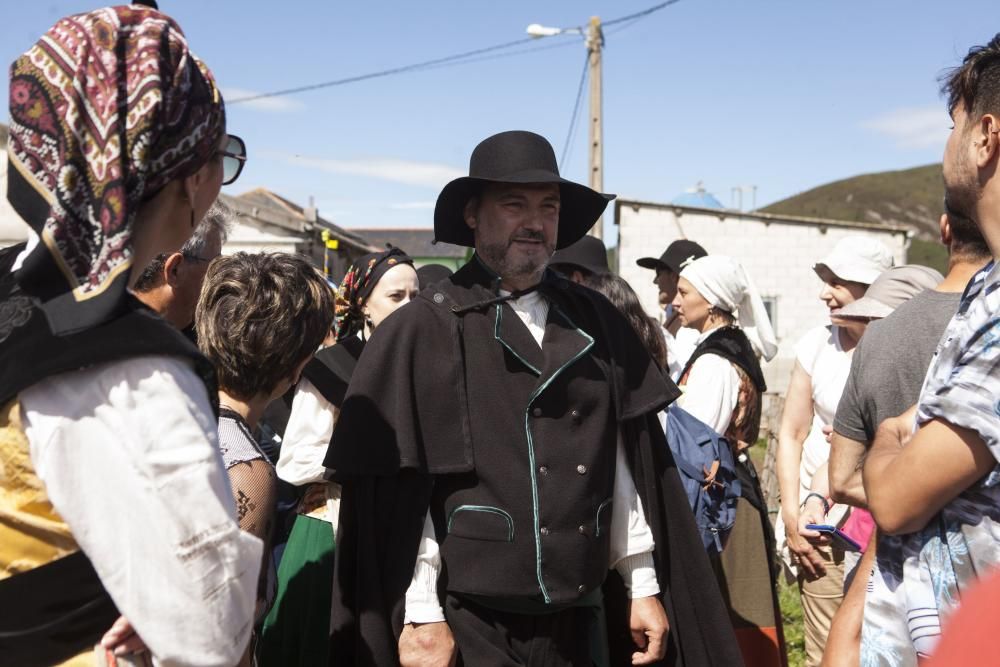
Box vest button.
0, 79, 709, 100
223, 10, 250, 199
539, 465, 548, 475
571, 409, 581, 422
577, 585, 586, 594
578, 524, 587, 535
540, 526, 550, 536
532, 407, 542, 418
432, 292, 445, 304
576, 464, 587, 475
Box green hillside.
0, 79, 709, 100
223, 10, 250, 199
762, 164, 944, 239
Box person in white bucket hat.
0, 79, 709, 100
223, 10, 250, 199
775, 235, 893, 666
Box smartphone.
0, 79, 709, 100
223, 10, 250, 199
805, 524, 862, 552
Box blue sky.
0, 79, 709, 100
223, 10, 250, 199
1, 1, 994, 243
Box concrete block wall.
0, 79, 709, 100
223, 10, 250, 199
617, 202, 908, 394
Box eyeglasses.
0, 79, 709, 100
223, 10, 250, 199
219, 134, 247, 185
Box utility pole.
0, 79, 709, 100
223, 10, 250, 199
586, 16, 604, 239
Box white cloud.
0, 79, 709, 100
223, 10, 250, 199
388, 201, 436, 210
269, 152, 464, 189
860, 106, 950, 150
221, 87, 304, 113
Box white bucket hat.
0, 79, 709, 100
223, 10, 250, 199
813, 236, 895, 285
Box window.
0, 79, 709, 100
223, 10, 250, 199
761, 296, 778, 333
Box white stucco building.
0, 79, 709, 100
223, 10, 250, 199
615, 197, 911, 394
0, 124, 29, 248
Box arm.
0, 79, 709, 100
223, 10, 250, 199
819, 531, 877, 667
864, 412, 995, 535
277, 378, 338, 486
776, 361, 826, 577
398, 511, 455, 667
828, 432, 869, 508
227, 458, 278, 620
22, 357, 261, 667
610, 434, 668, 666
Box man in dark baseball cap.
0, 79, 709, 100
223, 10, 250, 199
636, 239, 708, 306
548, 234, 610, 283
636, 239, 708, 377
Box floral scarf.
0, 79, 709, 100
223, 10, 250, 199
334, 248, 413, 342
6, 4, 225, 334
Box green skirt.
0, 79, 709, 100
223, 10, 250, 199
258, 514, 335, 667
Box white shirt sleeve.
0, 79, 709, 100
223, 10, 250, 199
403, 510, 446, 624
277, 378, 337, 487
609, 435, 660, 598
20, 356, 262, 667
677, 354, 741, 435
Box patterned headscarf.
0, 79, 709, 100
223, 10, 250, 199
334, 248, 414, 342
6, 5, 225, 334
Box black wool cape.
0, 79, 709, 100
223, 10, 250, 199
325, 258, 743, 667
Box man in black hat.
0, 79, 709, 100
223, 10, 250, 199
549, 234, 610, 283
636, 240, 707, 377
326, 131, 740, 667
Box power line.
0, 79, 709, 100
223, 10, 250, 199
602, 0, 682, 27
228, 0, 682, 105
559, 53, 589, 171
228, 35, 559, 104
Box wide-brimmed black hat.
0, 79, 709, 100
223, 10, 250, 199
549, 235, 609, 275
434, 131, 615, 249
636, 239, 707, 273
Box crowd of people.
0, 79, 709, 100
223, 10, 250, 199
1, 3, 1000, 667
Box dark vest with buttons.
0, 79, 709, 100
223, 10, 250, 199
426, 259, 664, 606
433, 296, 615, 604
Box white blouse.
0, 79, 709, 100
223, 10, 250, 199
20, 355, 262, 667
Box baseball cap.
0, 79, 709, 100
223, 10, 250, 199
636, 239, 707, 274
813, 236, 894, 285
549, 235, 610, 276
833, 265, 943, 320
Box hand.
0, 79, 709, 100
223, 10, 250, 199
822, 425, 834, 444
797, 496, 831, 547
398, 622, 457, 667
627, 595, 669, 665
784, 511, 826, 579
100, 616, 147, 656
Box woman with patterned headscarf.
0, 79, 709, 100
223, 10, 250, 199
0, 5, 258, 665
260, 247, 418, 666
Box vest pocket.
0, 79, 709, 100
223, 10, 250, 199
595, 498, 614, 537
447, 505, 515, 542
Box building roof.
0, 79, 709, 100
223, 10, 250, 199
614, 197, 912, 235
231, 188, 378, 253
671, 186, 724, 209
349, 227, 468, 259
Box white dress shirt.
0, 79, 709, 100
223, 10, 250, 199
403, 290, 659, 623
20, 356, 262, 667
676, 329, 741, 435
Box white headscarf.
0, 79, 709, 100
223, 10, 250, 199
679, 255, 778, 361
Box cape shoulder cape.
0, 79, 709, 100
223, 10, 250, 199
327, 258, 744, 666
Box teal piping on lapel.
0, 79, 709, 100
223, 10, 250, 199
523, 304, 595, 604
494, 304, 541, 375
447, 505, 515, 542
595, 498, 614, 538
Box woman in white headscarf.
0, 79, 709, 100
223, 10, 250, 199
672, 255, 786, 667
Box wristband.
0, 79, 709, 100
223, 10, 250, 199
801, 492, 830, 515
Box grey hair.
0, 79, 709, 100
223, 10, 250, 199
182, 198, 234, 258
132, 199, 236, 293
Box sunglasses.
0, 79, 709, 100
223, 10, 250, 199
219, 134, 247, 185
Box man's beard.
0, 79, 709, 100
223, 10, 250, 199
478, 231, 553, 285
944, 151, 980, 224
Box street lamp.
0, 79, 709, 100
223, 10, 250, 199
525, 18, 605, 239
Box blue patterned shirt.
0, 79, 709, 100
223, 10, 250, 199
862, 262, 1000, 666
